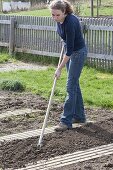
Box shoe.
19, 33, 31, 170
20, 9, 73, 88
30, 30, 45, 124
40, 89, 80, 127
72, 118, 86, 124
54, 122, 71, 132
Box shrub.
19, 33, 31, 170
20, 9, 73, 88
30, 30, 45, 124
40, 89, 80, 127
0, 79, 25, 92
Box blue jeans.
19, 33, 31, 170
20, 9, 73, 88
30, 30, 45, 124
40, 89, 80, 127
60, 46, 87, 128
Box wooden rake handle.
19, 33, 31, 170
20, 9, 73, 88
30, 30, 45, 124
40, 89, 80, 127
38, 45, 64, 147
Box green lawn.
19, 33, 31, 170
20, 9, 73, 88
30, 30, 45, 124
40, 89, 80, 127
0, 53, 9, 63
0, 52, 113, 109
1, 0, 113, 17
0, 65, 113, 109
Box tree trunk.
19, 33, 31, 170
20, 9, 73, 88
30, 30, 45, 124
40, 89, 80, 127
0, 0, 3, 12
97, 0, 99, 17
91, 0, 94, 17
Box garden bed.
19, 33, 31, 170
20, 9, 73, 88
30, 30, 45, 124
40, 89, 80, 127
0, 90, 113, 169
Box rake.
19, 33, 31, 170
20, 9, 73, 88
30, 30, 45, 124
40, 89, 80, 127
37, 45, 64, 148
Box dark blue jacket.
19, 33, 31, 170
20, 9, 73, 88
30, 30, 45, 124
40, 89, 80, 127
57, 14, 85, 56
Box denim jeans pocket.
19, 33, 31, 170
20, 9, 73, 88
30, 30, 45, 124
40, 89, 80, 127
70, 47, 87, 63
70, 51, 79, 61
70, 51, 82, 64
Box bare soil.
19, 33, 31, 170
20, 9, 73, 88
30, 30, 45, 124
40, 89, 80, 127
0, 90, 113, 169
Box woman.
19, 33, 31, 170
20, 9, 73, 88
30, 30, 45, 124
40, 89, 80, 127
49, 0, 87, 131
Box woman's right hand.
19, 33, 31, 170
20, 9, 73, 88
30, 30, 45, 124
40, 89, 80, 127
54, 68, 61, 79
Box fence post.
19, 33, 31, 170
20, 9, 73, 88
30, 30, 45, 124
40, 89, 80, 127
9, 17, 16, 56
80, 21, 87, 35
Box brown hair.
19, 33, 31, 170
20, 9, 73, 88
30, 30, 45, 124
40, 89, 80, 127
49, 0, 73, 14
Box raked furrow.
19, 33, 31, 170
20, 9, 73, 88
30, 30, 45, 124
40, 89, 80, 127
16, 143, 113, 170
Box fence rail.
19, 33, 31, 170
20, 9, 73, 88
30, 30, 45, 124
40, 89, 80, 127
0, 15, 113, 70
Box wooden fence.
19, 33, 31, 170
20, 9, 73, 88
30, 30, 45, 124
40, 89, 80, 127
81, 17, 113, 70
0, 15, 113, 70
